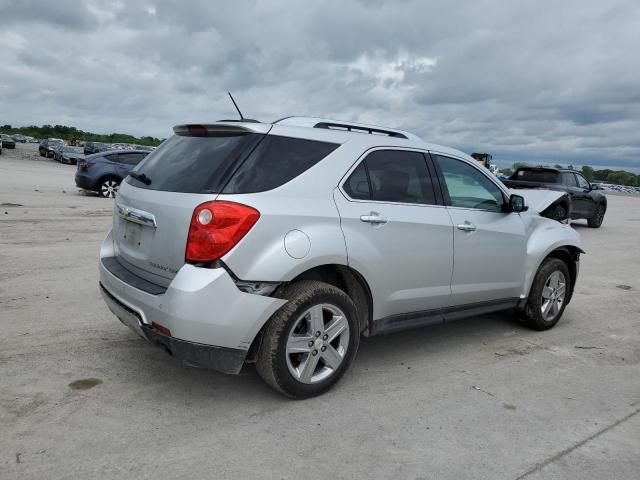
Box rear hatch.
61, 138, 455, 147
111, 123, 271, 286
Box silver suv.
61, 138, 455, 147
99, 117, 584, 398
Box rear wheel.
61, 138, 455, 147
98, 177, 120, 198
520, 258, 570, 330
588, 203, 605, 228
256, 281, 359, 398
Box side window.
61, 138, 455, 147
574, 174, 590, 189
561, 172, 577, 186
435, 155, 505, 211
342, 150, 436, 205
343, 161, 370, 200
104, 153, 119, 162
223, 136, 339, 194
119, 153, 147, 166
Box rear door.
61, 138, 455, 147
432, 153, 526, 306
112, 127, 267, 286
334, 148, 454, 322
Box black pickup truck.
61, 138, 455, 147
504, 167, 607, 228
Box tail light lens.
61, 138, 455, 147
185, 201, 260, 263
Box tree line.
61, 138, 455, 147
0, 124, 163, 147
500, 162, 639, 187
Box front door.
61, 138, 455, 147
432, 153, 527, 306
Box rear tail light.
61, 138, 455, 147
185, 201, 260, 263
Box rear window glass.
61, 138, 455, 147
222, 136, 339, 194
513, 169, 559, 183
126, 133, 261, 193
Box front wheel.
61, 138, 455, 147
588, 204, 605, 228
98, 178, 120, 198
520, 258, 570, 330
256, 281, 360, 398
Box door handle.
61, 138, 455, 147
456, 222, 476, 232
360, 212, 387, 225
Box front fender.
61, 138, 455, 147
521, 216, 585, 299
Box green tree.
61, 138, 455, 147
512, 162, 529, 170
581, 165, 594, 181
554, 164, 563, 169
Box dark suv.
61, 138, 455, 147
75, 150, 149, 198
504, 167, 607, 227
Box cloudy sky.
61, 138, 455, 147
1, 0, 639, 171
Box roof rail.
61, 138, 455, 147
273, 116, 422, 141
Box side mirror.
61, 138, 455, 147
509, 194, 528, 213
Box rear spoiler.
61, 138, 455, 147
173, 123, 272, 137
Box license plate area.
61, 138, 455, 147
123, 221, 143, 247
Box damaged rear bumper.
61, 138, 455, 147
100, 283, 247, 373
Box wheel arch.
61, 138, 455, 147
521, 245, 583, 309
246, 263, 373, 362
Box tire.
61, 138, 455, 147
98, 177, 120, 198
551, 204, 567, 222
520, 258, 571, 331
587, 203, 605, 228
256, 280, 360, 399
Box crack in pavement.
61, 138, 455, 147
514, 407, 640, 479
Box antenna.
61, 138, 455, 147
227, 92, 244, 120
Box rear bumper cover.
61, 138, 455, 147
98, 229, 287, 373
75, 172, 95, 190
100, 284, 247, 373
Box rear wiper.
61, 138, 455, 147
129, 171, 151, 185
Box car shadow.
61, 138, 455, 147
110, 310, 529, 403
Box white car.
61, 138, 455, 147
99, 116, 584, 398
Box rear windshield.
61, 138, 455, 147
127, 133, 338, 194
512, 169, 559, 183
126, 133, 262, 193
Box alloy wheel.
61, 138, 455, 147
100, 180, 119, 198
540, 270, 566, 321
285, 304, 350, 384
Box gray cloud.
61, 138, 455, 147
0, 0, 638, 170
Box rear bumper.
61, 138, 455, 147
100, 284, 247, 373
75, 172, 95, 190
98, 229, 286, 373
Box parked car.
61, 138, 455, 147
98, 117, 584, 398
84, 141, 112, 155
75, 150, 150, 197
39, 138, 64, 157
54, 145, 85, 165
504, 167, 607, 227
11, 134, 27, 143
0, 139, 2, 155
0, 134, 16, 149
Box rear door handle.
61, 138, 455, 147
360, 212, 387, 225
456, 222, 476, 232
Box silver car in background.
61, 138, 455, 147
99, 117, 584, 398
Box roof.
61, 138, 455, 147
273, 116, 423, 142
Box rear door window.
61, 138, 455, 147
222, 136, 339, 194
118, 153, 148, 165
561, 172, 578, 186
342, 150, 437, 205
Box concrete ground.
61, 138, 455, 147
1, 144, 638, 479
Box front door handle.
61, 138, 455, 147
456, 222, 476, 232
360, 212, 387, 225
